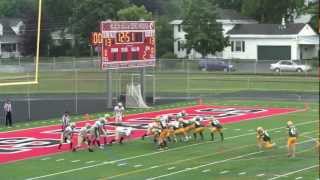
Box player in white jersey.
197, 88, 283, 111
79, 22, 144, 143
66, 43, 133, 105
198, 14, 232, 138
114, 102, 125, 123
58, 123, 75, 150
73, 123, 92, 152
61, 111, 70, 131
110, 126, 133, 144
91, 118, 107, 149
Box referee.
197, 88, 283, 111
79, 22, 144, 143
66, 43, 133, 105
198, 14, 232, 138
3, 99, 12, 127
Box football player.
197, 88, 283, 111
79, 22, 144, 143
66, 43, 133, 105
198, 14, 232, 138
287, 121, 298, 157
58, 122, 75, 150
110, 126, 133, 144
192, 116, 205, 141
114, 102, 125, 124
91, 118, 107, 149
73, 123, 93, 152
256, 127, 276, 149
209, 116, 224, 142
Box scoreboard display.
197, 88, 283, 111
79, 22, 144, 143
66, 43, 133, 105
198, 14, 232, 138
100, 21, 156, 70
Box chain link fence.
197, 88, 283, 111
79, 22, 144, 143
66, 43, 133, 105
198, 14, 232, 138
0, 57, 318, 123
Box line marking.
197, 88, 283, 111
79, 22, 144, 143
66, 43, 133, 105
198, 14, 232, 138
40, 157, 51, 161
295, 177, 303, 180
268, 165, 319, 180
202, 169, 210, 173
257, 173, 265, 177
167, 167, 175, 170
238, 172, 247, 175
134, 164, 143, 168
71, 160, 80, 163
220, 170, 229, 174
56, 159, 64, 162
85, 161, 95, 164
150, 165, 159, 169
145, 139, 314, 180
234, 129, 241, 131
25, 120, 316, 180
117, 163, 127, 166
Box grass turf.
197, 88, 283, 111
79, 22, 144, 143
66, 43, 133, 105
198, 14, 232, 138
0, 100, 318, 180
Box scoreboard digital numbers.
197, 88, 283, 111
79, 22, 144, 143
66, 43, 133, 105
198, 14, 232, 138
99, 21, 156, 70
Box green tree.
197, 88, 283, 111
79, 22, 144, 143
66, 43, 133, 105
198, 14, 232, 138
117, 5, 152, 21
70, 0, 129, 56
156, 16, 174, 58
241, 0, 305, 23
215, 0, 243, 11
305, 2, 319, 32
183, 0, 228, 58
0, 0, 34, 17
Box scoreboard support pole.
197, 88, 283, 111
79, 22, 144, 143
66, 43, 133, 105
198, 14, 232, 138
107, 70, 113, 109
140, 67, 146, 101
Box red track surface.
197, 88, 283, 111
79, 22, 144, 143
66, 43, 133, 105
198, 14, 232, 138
0, 105, 298, 164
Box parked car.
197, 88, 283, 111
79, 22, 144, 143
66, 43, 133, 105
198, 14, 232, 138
270, 60, 312, 72
198, 59, 235, 72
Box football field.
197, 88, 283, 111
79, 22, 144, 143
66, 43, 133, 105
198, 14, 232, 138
0, 100, 318, 180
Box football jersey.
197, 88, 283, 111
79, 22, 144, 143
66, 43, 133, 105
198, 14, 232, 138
288, 126, 298, 137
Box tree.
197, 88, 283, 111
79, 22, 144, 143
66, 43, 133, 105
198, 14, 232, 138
0, 0, 34, 17
156, 16, 174, 58
241, 0, 305, 23
305, 2, 319, 32
182, 0, 228, 58
117, 5, 152, 21
215, 0, 243, 12
70, 0, 129, 56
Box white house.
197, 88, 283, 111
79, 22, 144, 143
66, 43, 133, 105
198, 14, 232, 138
225, 22, 319, 60
0, 18, 24, 58
171, 9, 319, 60
170, 8, 258, 58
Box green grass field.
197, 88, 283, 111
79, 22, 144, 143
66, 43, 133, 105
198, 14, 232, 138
0, 71, 318, 94
0, 100, 318, 180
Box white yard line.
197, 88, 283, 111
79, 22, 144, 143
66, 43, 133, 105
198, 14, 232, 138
145, 139, 314, 180
85, 161, 96, 164
25, 121, 316, 180
71, 160, 80, 163
268, 165, 319, 180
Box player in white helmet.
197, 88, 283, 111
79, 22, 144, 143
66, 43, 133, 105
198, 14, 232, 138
110, 126, 133, 144
90, 118, 107, 149
73, 123, 93, 152
61, 111, 70, 131
114, 102, 125, 123
58, 122, 76, 150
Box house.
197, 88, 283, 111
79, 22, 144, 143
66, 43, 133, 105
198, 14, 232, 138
0, 18, 24, 58
171, 9, 319, 60
225, 22, 319, 60
170, 8, 258, 58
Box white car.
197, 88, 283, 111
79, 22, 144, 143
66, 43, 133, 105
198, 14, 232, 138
270, 60, 312, 72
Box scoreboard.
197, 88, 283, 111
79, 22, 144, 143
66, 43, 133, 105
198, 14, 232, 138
99, 21, 156, 70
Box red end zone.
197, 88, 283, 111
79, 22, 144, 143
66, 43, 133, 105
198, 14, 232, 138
0, 105, 299, 164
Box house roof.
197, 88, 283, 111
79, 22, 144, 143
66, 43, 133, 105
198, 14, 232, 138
227, 23, 306, 35
0, 18, 23, 42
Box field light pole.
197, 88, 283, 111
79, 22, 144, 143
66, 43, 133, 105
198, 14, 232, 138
140, 67, 146, 101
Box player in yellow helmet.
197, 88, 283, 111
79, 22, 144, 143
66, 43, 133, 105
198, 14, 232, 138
287, 121, 298, 157
256, 126, 276, 149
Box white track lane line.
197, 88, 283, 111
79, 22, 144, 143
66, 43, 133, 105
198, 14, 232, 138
25, 120, 317, 180
145, 139, 315, 180
268, 165, 319, 180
